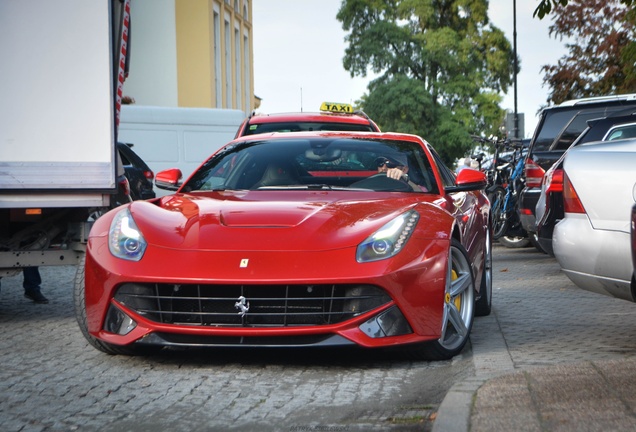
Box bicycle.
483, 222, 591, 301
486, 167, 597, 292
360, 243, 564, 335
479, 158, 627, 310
490, 140, 527, 241
471, 136, 529, 247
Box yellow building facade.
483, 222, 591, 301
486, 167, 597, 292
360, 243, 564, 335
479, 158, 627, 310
124, 0, 255, 114
175, 0, 254, 112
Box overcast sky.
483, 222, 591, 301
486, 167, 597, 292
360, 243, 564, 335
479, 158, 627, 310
252, 0, 568, 138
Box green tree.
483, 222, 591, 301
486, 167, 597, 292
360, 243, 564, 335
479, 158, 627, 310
337, 0, 515, 162
541, 0, 636, 104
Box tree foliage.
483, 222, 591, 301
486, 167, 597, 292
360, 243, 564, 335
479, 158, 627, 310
541, 0, 636, 104
534, 0, 635, 19
337, 0, 515, 162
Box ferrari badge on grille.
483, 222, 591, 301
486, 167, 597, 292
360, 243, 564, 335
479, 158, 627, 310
234, 296, 250, 317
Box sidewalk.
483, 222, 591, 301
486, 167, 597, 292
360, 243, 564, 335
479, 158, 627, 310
433, 244, 636, 431
434, 314, 636, 431
471, 357, 636, 431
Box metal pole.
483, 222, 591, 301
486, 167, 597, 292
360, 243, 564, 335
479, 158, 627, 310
513, 0, 519, 138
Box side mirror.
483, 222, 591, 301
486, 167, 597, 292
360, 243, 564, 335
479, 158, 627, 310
446, 168, 487, 193
155, 168, 183, 191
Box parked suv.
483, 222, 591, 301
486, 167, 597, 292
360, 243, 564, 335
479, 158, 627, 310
535, 110, 636, 255
519, 94, 636, 249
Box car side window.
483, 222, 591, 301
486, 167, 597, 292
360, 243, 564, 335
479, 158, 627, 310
119, 151, 131, 167
427, 146, 456, 189
551, 110, 610, 151
605, 124, 636, 140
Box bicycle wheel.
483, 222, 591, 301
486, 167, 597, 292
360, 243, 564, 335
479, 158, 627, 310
498, 235, 530, 248
488, 187, 508, 240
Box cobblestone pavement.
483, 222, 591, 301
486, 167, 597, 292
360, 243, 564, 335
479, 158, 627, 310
0, 266, 472, 432
5, 244, 628, 432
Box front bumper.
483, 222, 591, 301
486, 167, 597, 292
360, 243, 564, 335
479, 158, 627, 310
84, 239, 450, 349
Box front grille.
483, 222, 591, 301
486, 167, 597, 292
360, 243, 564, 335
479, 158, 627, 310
114, 283, 391, 327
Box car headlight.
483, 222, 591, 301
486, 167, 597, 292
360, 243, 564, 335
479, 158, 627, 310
356, 210, 419, 262
109, 208, 147, 261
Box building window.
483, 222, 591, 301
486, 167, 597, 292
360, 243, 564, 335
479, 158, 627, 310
224, 14, 231, 108
213, 6, 222, 107
244, 30, 250, 112
235, 25, 241, 110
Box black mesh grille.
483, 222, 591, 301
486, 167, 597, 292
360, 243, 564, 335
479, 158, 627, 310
114, 283, 391, 327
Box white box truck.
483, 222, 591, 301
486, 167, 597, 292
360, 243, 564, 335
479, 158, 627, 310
118, 105, 246, 196
0, 0, 128, 274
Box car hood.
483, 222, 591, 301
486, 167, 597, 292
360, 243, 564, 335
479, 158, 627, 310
124, 190, 447, 251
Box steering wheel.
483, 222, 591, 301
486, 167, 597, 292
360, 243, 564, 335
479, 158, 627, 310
350, 172, 413, 192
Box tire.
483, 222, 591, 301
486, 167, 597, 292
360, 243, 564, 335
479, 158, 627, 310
475, 229, 492, 317
488, 187, 508, 240
498, 235, 530, 248
405, 238, 475, 360
528, 231, 547, 254
73, 255, 158, 356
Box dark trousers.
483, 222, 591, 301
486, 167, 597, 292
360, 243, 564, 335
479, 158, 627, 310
22, 267, 41, 293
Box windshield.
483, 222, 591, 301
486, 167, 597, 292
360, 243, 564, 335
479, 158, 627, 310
182, 137, 439, 194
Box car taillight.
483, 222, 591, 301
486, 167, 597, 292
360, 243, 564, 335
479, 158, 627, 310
562, 173, 585, 214
119, 177, 131, 197
544, 168, 564, 193
525, 159, 545, 188
143, 170, 154, 180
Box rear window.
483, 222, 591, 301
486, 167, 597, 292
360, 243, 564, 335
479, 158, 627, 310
244, 122, 375, 135
533, 104, 636, 153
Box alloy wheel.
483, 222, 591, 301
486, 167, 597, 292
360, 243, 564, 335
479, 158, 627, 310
439, 243, 475, 351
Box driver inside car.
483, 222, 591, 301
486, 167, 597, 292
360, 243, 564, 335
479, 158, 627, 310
376, 156, 409, 180
375, 155, 429, 192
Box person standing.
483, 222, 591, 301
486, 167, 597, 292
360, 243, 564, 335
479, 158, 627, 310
0, 267, 49, 304
22, 267, 49, 304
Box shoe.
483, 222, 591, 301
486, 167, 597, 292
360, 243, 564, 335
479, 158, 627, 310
25, 290, 49, 304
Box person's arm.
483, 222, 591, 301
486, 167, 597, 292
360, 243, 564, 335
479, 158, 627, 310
386, 167, 406, 180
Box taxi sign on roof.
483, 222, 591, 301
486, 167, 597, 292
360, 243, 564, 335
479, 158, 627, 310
320, 102, 354, 113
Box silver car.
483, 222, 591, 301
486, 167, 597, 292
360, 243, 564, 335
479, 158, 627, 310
553, 138, 636, 301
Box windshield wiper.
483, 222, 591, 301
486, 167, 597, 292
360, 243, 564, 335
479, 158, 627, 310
306, 184, 334, 190
255, 184, 364, 191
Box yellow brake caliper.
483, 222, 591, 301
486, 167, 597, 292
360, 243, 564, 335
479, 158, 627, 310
445, 269, 462, 310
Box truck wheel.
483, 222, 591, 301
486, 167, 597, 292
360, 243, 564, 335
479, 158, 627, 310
73, 256, 158, 356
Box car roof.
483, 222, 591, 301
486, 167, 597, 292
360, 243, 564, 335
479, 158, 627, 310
556, 93, 636, 107
576, 136, 636, 151
246, 111, 375, 126
230, 130, 421, 144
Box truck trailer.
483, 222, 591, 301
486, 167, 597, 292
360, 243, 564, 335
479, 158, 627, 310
0, 0, 129, 275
